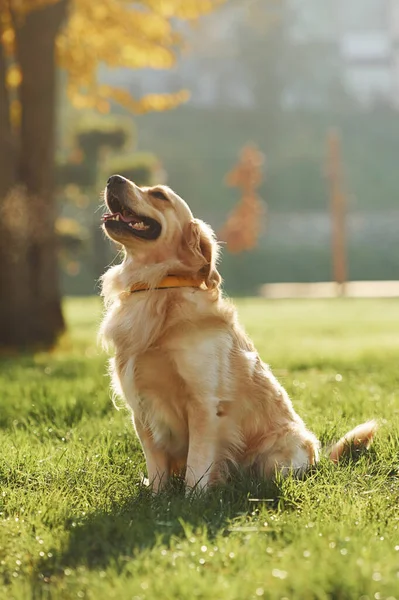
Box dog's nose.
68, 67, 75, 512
107, 174, 126, 186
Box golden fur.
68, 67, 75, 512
100, 177, 377, 492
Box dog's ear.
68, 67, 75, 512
183, 219, 221, 290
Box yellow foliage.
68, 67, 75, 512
0, 7, 14, 55
10, 98, 21, 129
96, 99, 110, 115
6, 64, 22, 88
143, 0, 224, 19
0, 26, 14, 53
1, 0, 222, 114
55, 216, 84, 237
6, 0, 59, 13
94, 84, 190, 114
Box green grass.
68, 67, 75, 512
1, 297, 398, 599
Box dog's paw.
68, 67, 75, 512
140, 474, 150, 487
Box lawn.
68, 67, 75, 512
1, 297, 398, 600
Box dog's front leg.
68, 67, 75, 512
135, 421, 169, 493
185, 403, 217, 492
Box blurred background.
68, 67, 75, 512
1, 0, 399, 348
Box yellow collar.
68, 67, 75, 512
129, 275, 205, 294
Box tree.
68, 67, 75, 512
0, 0, 221, 349
219, 144, 266, 254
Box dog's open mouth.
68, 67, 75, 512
102, 194, 161, 241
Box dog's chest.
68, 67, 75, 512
134, 349, 185, 403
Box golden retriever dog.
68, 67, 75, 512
99, 174, 377, 492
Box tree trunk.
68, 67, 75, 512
0, 0, 69, 348
0, 26, 14, 196
0, 21, 23, 345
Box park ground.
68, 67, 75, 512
0, 297, 398, 599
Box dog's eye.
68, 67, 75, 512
150, 189, 168, 201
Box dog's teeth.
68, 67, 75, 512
123, 220, 151, 231
115, 215, 120, 221
132, 221, 148, 230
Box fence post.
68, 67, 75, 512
326, 128, 347, 297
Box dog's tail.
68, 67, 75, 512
328, 420, 378, 463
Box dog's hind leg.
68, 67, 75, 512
255, 430, 320, 479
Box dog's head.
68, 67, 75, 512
102, 175, 221, 290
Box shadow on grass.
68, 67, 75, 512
34, 445, 385, 582
37, 474, 283, 579
31, 445, 387, 593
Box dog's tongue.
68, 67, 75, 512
102, 212, 140, 223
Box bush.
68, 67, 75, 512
73, 114, 134, 155
56, 115, 137, 188
102, 152, 160, 186
56, 161, 96, 189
